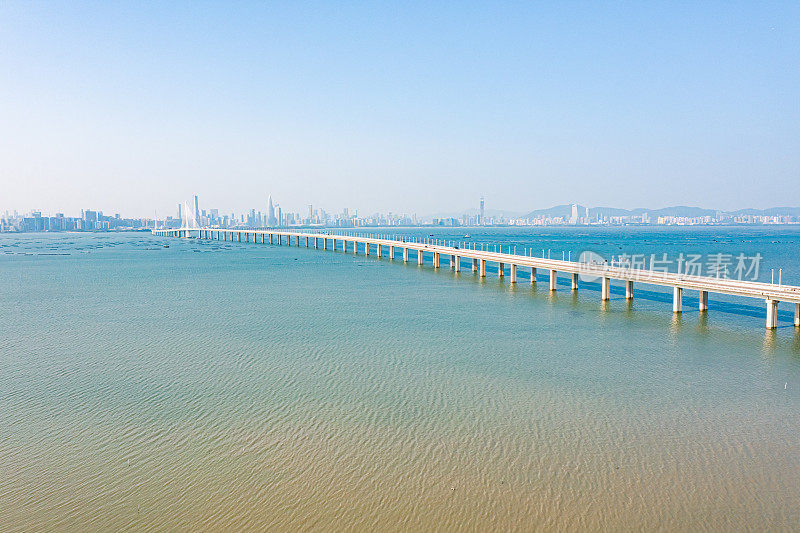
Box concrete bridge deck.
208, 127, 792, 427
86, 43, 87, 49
154, 227, 800, 330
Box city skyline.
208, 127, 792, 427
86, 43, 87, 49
4, 195, 800, 233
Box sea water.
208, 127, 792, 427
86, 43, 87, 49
1, 228, 799, 530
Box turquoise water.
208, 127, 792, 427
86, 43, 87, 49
1, 229, 799, 530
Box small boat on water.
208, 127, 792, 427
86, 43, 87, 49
463, 234, 471, 238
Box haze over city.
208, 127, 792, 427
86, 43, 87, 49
2, 1, 799, 218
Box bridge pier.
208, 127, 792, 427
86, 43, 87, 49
480, 259, 486, 277
795, 303, 799, 327
766, 299, 779, 329
626, 280, 633, 299
550, 270, 557, 291
455, 256, 461, 272
673, 287, 683, 313
510, 264, 517, 283
472, 258, 477, 272
601, 277, 611, 301
403, 247, 408, 262
434, 252, 439, 268
572, 273, 579, 291
498, 262, 504, 278
377, 244, 382, 258
699, 290, 708, 312
531, 267, 536, 284
365, 243, 370, 256
390, 246, 395, 260
418, 250, 423, 265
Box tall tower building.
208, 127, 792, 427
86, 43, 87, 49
479, 196, 485, 225
193, 195, 199, 225
268, 195, 276, 226
177, 203, 182, 222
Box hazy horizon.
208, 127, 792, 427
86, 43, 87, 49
2, 2, 799, 217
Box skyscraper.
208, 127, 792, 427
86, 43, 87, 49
268, 195, 276, 226
479, 196, 485, 225
570, 204, 578, 224
177, 203, 182, 222
193, 195, 199, 225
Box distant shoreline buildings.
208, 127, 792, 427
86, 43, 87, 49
2, 197, 799, 233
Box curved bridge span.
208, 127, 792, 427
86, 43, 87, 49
153, 227, 800, 330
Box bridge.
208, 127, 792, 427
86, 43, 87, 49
153, 227, 800, 330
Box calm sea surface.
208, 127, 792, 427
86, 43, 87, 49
2, 227, 799, 530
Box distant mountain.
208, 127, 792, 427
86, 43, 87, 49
428, 204, 800, 221
729, 207, 800, 216
523, 205, 798, 219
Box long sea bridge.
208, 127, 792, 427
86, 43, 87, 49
153, 227, 800, 330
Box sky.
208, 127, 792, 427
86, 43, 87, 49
1, 1, 799, 218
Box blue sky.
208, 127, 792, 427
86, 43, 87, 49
1, 1, 798, 217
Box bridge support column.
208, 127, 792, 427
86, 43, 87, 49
450, 255, 455, 269
766, 299, 779, 329
531, 267, 536, 284
433, 253, 439, 268
455, 256, 461, 272
550, 270, 557, 291
305, 236, 309, 247
472, 258, 477, 272
365, 243, 370, 256
510, 264, 517, 283
418, 250, 423, 265
377, 244, 382, 257
572, 273, 579, 291
390, 246, 395, 260
795, 302, 799, 327
699, 290, 708, 312
403, 247, 408, 262
602, 277, 611, 301
480, 259, 486, 277
237, 233, 241, 242
498, 262, 504, 278
626, 280, 633, 299
332, 238, 336, 251
673, 287, 683, 313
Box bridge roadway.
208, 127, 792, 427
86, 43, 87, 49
153, 227, 800, 330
